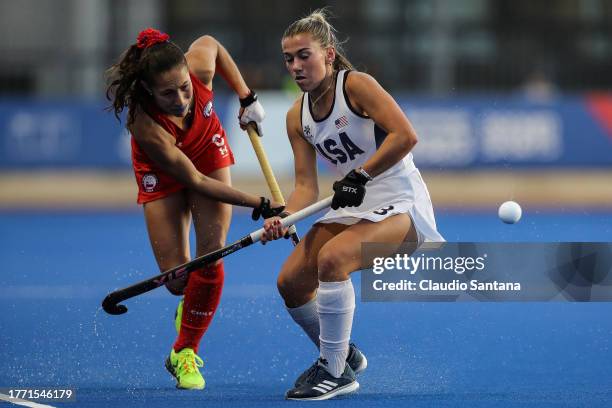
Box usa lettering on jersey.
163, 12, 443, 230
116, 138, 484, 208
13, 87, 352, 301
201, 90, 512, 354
315, 132, 365, 165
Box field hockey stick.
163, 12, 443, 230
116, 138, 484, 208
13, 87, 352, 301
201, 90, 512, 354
246, 123, 300, 245
102, 196, 332, 315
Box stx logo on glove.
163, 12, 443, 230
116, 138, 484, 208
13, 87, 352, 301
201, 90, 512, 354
331, 169, 369, 210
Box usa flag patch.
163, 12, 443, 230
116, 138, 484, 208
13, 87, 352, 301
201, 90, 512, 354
335, 115, 349, 129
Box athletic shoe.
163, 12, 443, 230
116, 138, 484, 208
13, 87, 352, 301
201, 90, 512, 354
293, 343, 367, 387
286, 358, 359, 401
346, 342, 368, 375
174, 298, 184, 334
165, 347, 205, 390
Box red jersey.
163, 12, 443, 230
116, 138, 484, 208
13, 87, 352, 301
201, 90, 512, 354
131, 72, 235, 204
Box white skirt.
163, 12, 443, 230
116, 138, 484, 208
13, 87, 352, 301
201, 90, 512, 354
315, 168, 445, 244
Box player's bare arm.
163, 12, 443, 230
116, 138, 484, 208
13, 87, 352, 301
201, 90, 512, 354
187, 35, 250, 98
185, 36, 217, 87
284, 98, 319, 214
130, 109, 260, 208
187, 35, 264, 134
260, 99, 318, 243
345, 72, 418, 178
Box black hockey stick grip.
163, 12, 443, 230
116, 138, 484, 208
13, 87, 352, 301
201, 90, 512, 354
102, 196, 332, 315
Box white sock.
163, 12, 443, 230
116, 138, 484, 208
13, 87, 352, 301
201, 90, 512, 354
317, 279, 355, 378
286, 296, 320, 348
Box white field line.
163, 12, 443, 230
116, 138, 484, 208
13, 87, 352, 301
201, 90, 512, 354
0, 393, 56, 408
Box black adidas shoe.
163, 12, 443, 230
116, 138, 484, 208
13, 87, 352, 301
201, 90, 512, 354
346, 342, 368, 375
286, 358, 359, 401
293, 343, 367, 387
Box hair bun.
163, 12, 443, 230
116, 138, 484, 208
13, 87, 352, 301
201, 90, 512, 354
309, 11, 328, 23
136, 28, 170, 49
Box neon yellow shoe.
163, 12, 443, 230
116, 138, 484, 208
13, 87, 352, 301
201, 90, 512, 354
174, 298, 183, 334
165, 348, 205, 390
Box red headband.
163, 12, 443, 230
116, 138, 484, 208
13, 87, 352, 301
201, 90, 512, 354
136, 28, 170, 49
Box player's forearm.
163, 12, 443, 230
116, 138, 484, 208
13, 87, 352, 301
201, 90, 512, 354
214, 41, 250, 99
284, 183, 319, 215
362, 131, 417, 177
144, 139, 259, 208
191, 174, 261, 208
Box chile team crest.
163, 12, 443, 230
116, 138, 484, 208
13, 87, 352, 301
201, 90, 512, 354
203, 101, 213, 117
142, 173, 158, 193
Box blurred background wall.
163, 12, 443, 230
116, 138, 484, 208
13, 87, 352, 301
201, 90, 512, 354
1, 0, 611, 209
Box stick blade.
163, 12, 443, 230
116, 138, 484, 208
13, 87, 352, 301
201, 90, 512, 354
102, 294, 128, 315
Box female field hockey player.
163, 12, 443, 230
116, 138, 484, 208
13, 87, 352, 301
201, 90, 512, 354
106, 28, 283, 390
261, 11, 444, 400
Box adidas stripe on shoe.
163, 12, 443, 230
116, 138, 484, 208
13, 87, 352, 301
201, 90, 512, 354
293, 343, 367, 388
286, 358, 358, 401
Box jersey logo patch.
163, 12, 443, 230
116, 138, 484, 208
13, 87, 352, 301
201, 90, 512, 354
303, 125, 312, 138
335, 115, 349, 129
212, 134, 229, 157
142, 173, 158, 193
203, 101, 213, 117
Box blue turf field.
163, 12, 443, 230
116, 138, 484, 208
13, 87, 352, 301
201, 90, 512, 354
1, 209, 612, 407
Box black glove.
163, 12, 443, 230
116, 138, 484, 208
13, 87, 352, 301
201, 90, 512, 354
332, 169, 369, 210
252, 197, 285, 220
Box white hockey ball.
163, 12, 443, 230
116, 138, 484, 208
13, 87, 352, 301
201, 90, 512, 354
498, 201, 522, 224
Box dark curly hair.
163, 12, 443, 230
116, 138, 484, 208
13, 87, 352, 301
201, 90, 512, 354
105, 31, 186, 126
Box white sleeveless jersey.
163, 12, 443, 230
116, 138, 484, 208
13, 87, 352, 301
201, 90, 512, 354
301, 70, 444, 243
301, 70, 416, 179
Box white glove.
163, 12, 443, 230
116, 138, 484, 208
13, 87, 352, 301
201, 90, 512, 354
239, 99, 265, 136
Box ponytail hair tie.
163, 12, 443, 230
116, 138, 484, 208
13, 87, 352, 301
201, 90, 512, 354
136, 28, 170, 49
